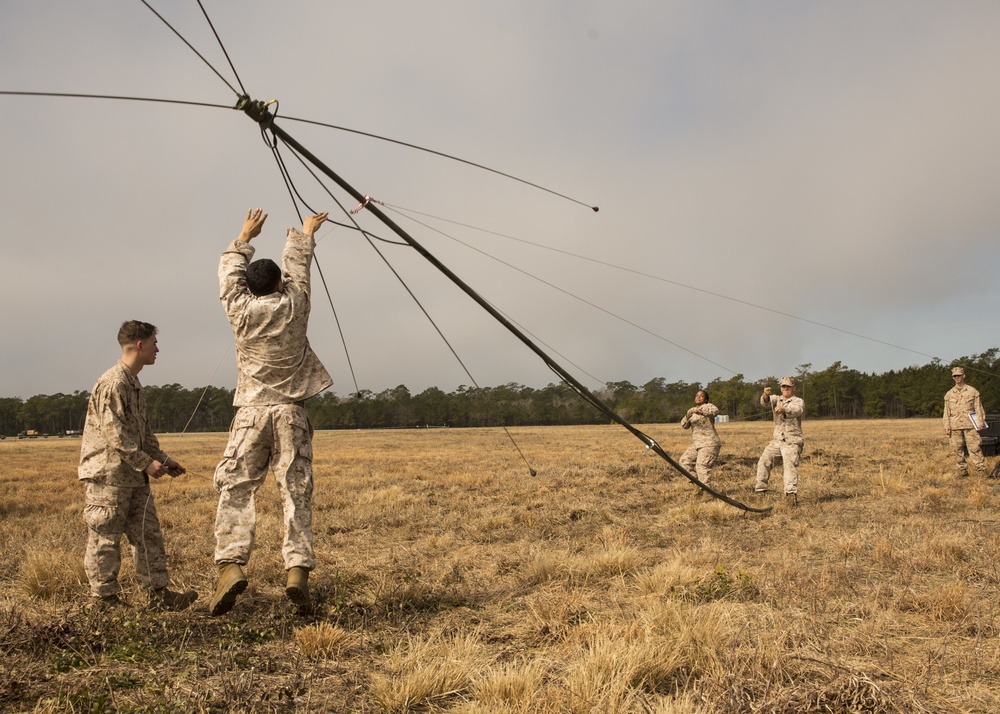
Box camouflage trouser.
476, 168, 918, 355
214, 403, 315, 571
82, 480, 169, 598
949, 428, 984, 474
754, 439, 803, 494
680, 444, 720, 485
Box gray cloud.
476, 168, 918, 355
3, 1, 999, 400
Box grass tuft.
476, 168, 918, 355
295, 621, 356, 659
18, 547, 86, 600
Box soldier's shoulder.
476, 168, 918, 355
94, 364, 126, 387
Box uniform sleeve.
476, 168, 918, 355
975, 391, 986, 428
943, 390, 952, 428
687, 403, 718, 424
220, 240, 255, 320
97, 382, 154, 474
143, 416, 164, 463
783, 398, 804, 418
281, 228, 315, 297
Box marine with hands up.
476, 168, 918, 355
210, 208, 333, 616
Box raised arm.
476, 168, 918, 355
282, 212, 328, 293
220, 209, 267, 316
302, 212, 327, 237
238, 208, 268, 243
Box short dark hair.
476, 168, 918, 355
118, 320, 157, 346
246, 259, 282, 296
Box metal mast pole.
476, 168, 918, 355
237, 96, 768, 513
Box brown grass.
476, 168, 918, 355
1, 419, 999, 711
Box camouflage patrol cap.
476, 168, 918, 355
779, 376, 796, 387
951, 367, 966, 376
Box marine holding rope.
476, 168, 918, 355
78, 320, 197, 610
210, 208, 332, 617
679, 389, 722, 489
753, 376, 804, 501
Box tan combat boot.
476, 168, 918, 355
149, 587, 198, 612
285, 566, 311, 614
209, 563, 248, 616
94, 594, 126, 609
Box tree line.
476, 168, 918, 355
4, 350, 1000, 436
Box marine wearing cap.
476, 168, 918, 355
944, 365, 986, 476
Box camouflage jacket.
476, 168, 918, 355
680, 402, 721, 447
78, 362, 166, 486
219, 228, 333, 406
762, 393, 805, 444
943, 384, 985, 431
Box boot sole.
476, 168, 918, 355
210, 579, 248, 617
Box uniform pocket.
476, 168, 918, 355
83, 480, 123, 507
83, 503, 124, 537
223, 410, 257, 458
285, 410, 313, 461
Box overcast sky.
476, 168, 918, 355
3, 1, 1000, 400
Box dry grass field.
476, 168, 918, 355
2, 419, 1000, 712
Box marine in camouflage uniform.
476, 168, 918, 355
754, 376, 804, 497
679, 390, 721, 485
78, 321, 196, 610
943, 366, 986, 476
211, 209, 332, 616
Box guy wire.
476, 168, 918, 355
0, 90, 230, 111
388, 204, 1000, 382
279, 114, 599, 213
195, 0, 247, 95
382, 204, 740, 377
385, 202, 958, 368
138, 0, 241, 96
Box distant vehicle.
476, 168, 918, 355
17, 430, 40, 440
61, 429, 83, 437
